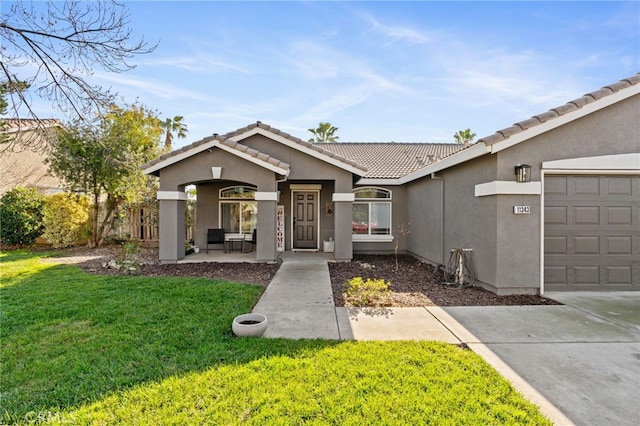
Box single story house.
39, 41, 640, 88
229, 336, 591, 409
0, 118, 64, 196
142, 74, 639, 295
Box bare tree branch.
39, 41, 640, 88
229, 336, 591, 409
0, 0, 157, 154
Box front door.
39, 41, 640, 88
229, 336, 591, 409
293, 191, 318, 249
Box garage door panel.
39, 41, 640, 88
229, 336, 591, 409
574, 176, 600, 196
573, 206, 600, 225
545, 206, 567, 224
607, 177, 633, 195
545, 236, 567, 254
606, 206, 632, 224
574, 236, 599, 255
606, 266, 632, 285
544, 266, 567, 285
574, 266, 600, 285
545, 176, 567, 195
545, 175, 639, 291
606, 236, 632, 255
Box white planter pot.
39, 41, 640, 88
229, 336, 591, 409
232, 313, 268, 337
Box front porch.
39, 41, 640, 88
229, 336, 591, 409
177, 250, 337, 264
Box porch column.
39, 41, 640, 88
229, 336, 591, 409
157, 191, 187, 263
255, 191, 278, 262
332, 193, 354, 261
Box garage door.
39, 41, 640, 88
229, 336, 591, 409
544, 175, 639, 291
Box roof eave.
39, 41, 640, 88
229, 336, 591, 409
141, 138, 290, 176
488, 83, 640, 154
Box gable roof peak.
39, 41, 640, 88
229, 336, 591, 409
478, 73, 640, 146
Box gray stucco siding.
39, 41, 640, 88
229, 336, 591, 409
158, 149, 277, 191
496, 94, 639, 183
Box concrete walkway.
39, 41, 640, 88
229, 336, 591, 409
253, 257, 640, 426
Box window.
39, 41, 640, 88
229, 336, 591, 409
220, 186, 257, 234
352, 187, 392, 241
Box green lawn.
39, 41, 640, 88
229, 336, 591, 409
0, 251, 551, 425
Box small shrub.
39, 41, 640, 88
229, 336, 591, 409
43, 193, 90, 248
343, 276, 392, 307
0, 187, 46, 245
116, 241, 142, 274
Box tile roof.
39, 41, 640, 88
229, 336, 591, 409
1, 118, 62, 132
143, 120, 462, 179
226, 121, 368, 172
141, 134, 290, 175
318, 143, 462, 179
478, 73, 640, 145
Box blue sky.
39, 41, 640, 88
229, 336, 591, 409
19, 1, 640, 147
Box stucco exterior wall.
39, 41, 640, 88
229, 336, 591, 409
406, 178, 444, 264
486, 94, 640, 293
496, 94, 639, 182
158, 149, 276, 191
439, 155, 499, 288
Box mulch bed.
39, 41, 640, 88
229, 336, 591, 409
38, 246, 560, 306
328, 254, 561, 307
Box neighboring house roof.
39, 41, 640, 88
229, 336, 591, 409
2, 118, 62, 133
318, 143, 460, 179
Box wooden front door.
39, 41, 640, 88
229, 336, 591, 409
293, 191, 318, 249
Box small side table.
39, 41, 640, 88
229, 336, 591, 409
224, 235, 245, 253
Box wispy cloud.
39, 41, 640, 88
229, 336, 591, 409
138, 55, 251, 75
359, 13, 431, 45
94, 72, 211, 102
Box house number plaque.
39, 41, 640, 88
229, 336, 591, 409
513, 205, 531, 215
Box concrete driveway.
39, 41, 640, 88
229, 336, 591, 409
443, 292, 640, 426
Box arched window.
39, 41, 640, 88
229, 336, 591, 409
352, 187, 392, 240
219, 186, 257, 199
219, 186, 257, 234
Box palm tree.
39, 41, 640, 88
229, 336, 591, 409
453, 129, 476, 147
308, 122, 339, 143
160, 115, 188, 151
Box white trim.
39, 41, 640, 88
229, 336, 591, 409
542, 153, 640, 171
211, 166, 222, 179
352, 235, 394, 243
540, 171, 546, 295
255, 191, 278, 201
332, 193, 355, 202
142, 138, 289, 176
290, 184, 322, 190
474, 181, 542, 197
232, 127, 367, 175
491, 85, 640, 154
157, 191, 187, 201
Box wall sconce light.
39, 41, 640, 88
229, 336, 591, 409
514, 164, 531, 183
326, 202, 333, 216
211, 167, 222, 180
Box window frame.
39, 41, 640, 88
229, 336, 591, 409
219, 186, 257, 234
352, 187, 393, 242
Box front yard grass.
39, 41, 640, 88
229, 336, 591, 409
1, 251, 551, 425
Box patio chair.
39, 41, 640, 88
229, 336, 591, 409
206, 228, 225, 253
244, 229, 257, 253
